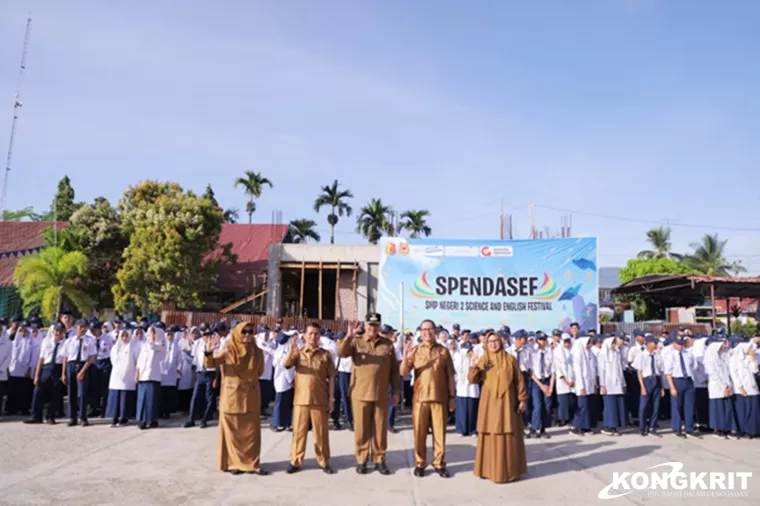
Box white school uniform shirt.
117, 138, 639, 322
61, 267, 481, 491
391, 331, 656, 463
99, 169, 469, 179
553, 344, 575, 395
571, 337, 595, 394
256, 333, 276, 381
8, 332, 35, 377
530, 346, 553, 380
37, 337, 67, 366
319, 336, 339, 366
337, 345, 353, 373
273, 341, 295, 393
473, 343, 485, 359
627, 342, 645, 368
92, 333, 115, 361
62, 334, 98, 363
109, 338, 141, 391
136, 329, 167, 382
0, 333, 13, 381
177, 335, 195, 390
192, 338, 217, 372
632, 349, 662, 378
702, 342, 732, 399
597, 339, 625, 395
453, 350, 479, 398
160, 337, 181, 386
729, 344, 760, 396
507, 344, 533, 373
663, 347, 694, 379
29, 329, 45, 368
659, 345, 672, 389
690, 339, 709, 388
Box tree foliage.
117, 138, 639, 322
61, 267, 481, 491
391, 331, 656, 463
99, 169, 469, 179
314, 180, 353, 244
356, 198, 394, 244
288, 219, 321, 243
49, 176, 84, 221
399, 209, 432, 238
13, 247, 92, 322
113, 181, 234, 313
234, 171, 273, 224
618, 257, 699, 321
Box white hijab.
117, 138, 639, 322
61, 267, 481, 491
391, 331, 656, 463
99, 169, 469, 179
730, 343, 752, 368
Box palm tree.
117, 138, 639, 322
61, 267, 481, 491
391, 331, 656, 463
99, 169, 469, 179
288, 219, 321, 243
399, 209, 432, 238
234, 171, 273, 224
1, 207, 37, 221
313, 180, 353, 244
637, 226, 674, 259
356, 198, 394, 244
223, 208, 239, 224
683, 233, 746, 276
41, 226, 79, 252
13, 247, 92, 321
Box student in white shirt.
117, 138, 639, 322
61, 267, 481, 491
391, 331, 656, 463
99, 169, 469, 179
24, 323, 67, 424
453, 342, 479, 436
664, 335, 699, 438
702, 339, 734, 438
87, 321, 114, 418
106, 328, 141, 426
62, 320, 97, 426
184, 325, 218, 429
272, 331, 295, 431
598, 335, 627, 436
634, 335, 663, 436
176, 327, 196, 413
729, 342, 760, 439
528, 332, 554, 439
553, 334, 576, 427
7, 320, 35, 416
335, 331, 353, 430
160, 325, 182, 418
135, 324, 167, 430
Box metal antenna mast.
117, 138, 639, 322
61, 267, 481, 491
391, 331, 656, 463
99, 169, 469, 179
0, 17, 32, 216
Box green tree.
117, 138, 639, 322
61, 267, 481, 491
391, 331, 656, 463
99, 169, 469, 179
223, 208, 239, 224
40, 225, 79, 251
637, 226, 676, 259
683, 234, 746, 276
49, 176, 84, 221
619, 257, 699, 320
356, 198, 394, 244
203, 184, 219, 207
234, 171, 273, 223
313, 180, 353, 244
288, 219, 321, 243
1, 207, 36, 221
13, 247, 92, 322
399, 209, 432, 238
113, 181, 234, 313
66, 198, 128, 308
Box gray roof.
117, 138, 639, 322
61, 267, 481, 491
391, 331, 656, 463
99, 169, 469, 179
599, 267, 621, 288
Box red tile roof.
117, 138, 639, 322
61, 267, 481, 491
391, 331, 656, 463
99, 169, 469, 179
0, 221, 66, 286
0, 221, 288, 292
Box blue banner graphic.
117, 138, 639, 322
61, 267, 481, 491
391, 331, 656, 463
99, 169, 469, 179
377, 237, 599, 333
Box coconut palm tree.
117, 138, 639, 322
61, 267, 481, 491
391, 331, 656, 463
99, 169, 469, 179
399, 209, 432, 238
13, 246, 92, 321
356, 198, 394, 244
313, 180, 353, 244
234, 171, 273, 223
683, 233, 746, 276
223, 208, 239, 224
637, 226, 674, 259
288, 219, 321, 243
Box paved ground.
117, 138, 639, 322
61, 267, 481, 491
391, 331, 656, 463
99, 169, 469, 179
1, 412, 759, 506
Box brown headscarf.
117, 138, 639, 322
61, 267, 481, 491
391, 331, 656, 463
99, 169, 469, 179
478, 331, 508, 399
222, 322, 258, 382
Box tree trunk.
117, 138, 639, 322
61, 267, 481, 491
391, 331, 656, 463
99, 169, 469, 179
330, 224, 335, 244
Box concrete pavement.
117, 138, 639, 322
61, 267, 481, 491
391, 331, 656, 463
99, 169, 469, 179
1, 413, 758, 506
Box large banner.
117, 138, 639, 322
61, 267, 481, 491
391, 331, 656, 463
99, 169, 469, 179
377, 237, 599, 333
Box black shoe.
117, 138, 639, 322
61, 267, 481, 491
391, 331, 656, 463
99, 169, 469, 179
183, 421, 195, 428
356, 463, 368, 475
526, 430, 535, 439
139, 422, 148, 430
23, 419, 42, 424
322, 465, 336, 475
435, 467, 451, 478
149, 421, 158, 428
540, 431, 550, 439
413, 467, 425, 477
47, 419, 56, 425
250, 468, 270, 476
68, 420, 78, 427
675, 431, 686, 439
640, 430, 647, 436
375, 462, 391, 475
333, 422, 342, 430
389, 426, 398, 434
570, 428, 584, 436
687, 431, 701, 439
199, 421, 208, 429
229, 469, 243, 476
119, 418, 128, 426
81, 420, 90, 427
286, 464, 299, 474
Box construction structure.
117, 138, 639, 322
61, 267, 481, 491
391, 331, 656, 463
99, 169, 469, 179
266, 244, 379, 320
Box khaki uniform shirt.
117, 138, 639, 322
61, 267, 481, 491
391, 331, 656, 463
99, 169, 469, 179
337, 334, 401, 402
400, 341, 455, 403
282, 346, 336, 406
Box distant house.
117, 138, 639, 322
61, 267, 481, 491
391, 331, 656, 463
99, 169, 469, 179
0, 221, 288, 316
599, 267, 621, 308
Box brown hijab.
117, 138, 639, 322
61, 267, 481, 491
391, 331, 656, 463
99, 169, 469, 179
226, 322, 257, 382
478, 331, 509, 399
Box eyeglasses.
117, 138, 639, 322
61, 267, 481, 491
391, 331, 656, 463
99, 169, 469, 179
241, 330, 253, 335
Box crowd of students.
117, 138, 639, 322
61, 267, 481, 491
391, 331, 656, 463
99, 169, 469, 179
1, 314, 759, 443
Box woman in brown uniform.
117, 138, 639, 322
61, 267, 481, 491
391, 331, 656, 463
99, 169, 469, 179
468, 331, 528, 483
204, 322, 269, 476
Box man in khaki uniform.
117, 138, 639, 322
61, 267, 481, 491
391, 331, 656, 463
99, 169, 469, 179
400, 318, 456, 478
283, 323, 336, 475
337, 313, 401, 475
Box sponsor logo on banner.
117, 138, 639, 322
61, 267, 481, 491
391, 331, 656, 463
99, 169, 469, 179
480, 245, 513, 257
480, 246, 492, 257
444, 245, 479, 257
424, 246, 443, 257
597, 462, 752, 499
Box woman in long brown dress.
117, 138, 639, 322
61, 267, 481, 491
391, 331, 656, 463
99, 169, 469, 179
468, 331, 529, 483
204, 322, 269, 476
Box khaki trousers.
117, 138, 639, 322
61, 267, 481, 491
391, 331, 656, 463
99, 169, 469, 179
412, 401, 447, 468
290, 405, 330, 468
352, 399, 389, 464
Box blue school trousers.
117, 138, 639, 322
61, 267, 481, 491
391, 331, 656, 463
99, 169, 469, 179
670, 377, 695, 433
602, 394, 627, 429
272, 388, 294, 429
455, 396, 478, 435
531, 378, 552, 431
638, 375, 661, 431
66, 362, 90, 422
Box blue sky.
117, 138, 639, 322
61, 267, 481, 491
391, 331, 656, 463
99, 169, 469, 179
1, 0, 760, 272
